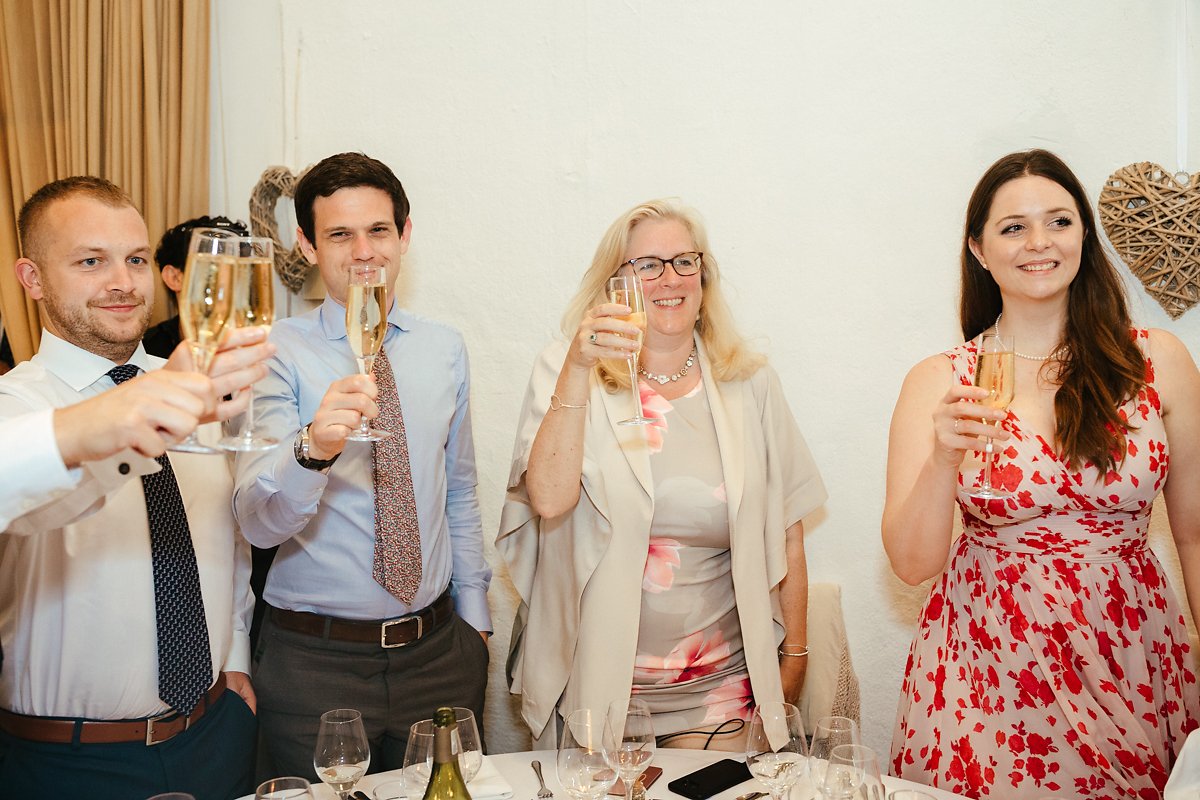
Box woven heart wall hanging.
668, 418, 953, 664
1098, 163, 1200, 319
249, 165, 311, 294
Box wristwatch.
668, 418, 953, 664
294, 424, 339, 472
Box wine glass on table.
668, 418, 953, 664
172, 227, 236, 454
966, 333, 1015, 499
255, 777, 313, 799
809, 716, 860, 793
557, 708, 618, 800
818, 744, 884, 800
405, 709, 483, 788
313, 708, 371, 800
345, 264, 393, 442
608, 698, 654, 800
217, 235, 277, 451
606, 274, 651, 426
744, 701, 808, 800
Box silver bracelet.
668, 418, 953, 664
549, 394, 588, 411
777, 644, 809, 658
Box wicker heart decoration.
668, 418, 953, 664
249, 165, 311, 294
1098, 162, 1200, 319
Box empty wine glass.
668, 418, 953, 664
744, 702, 808, 800
608, 698, 654, 800
405, 708, 483, 787
255, 777, 313, 799
402, 724, 435, 799
372, 780, 407, 800
887, 792, 936, 800
557, 708, 618, 800
819, 744, 885, 800
313, 708, 371, 800
809, 716, 861, 791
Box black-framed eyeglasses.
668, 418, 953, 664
622, 251, 703, 281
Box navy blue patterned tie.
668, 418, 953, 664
108, 365, 212, 714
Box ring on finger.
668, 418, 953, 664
588, 333, 597, 343
953, 418, 960, 435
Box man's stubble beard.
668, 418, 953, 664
40, 286, 152, 363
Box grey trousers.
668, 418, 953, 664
254, 607, 489, 781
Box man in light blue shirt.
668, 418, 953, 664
233, 152, 491, 778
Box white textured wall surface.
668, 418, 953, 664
211, 0, 1200, 758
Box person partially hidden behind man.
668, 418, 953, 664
0, 176, 274, 800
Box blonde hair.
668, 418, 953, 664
562, 198, 764, 391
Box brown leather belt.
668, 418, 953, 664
0, 672, 228, 746
270, 590, 455, 648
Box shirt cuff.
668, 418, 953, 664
453, 587, 492, 634
222, 630, 252, 675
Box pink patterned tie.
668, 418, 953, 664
371, 349, 422, 602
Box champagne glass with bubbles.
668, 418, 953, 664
967, 333, 1015, 499
608, 698, 654, 800
606, 274, 652, 426
344, 264, 393, 442
744, 702, 808, 800
313, 708, 371, 800
172, 227, 236, 454
218, 235, 277, 451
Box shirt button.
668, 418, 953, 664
118, 463, 131, 475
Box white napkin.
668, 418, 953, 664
1165, 729, 1200, 799
467, 755, 516, 800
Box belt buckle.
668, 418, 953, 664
381, 614, 422, 648
144, 710, 186, 746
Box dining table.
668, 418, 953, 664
240, 746, 973, 800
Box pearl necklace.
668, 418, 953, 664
994, 312, 1057, 361
639, 346, 697, 385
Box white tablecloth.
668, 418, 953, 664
242, 747, 969, 800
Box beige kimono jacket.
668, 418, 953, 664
498, 337, 827, 742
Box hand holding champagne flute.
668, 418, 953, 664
173, 228, 236, 454
218, 236, 277, 451
606, 274, 651, 426
345, 264, 392, 442
967, 333, 1015, 499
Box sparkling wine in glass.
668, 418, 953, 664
344, 264, 393, 442
218, 236, 277, 451
608, 698, 654, 800
255, 776, 313, 799
967, 333, 1015, 499
313, 708, 371, 800
557, 708, 618, 800
744, 702, 808, 800
809, 716, 860, 792
172, 227, 236, 454
606, 274, 651, 426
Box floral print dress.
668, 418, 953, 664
631, 380, 753, 735
891, 332, 1199, 799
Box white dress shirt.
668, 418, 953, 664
0, 409, 80, 532
0, 331, 253, 719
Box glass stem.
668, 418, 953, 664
626, 356, 640, 419
983, 437, 995, 492
358, 356, 374, 435
240, 389, 255, 440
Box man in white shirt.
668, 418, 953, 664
0, 176, 273, 800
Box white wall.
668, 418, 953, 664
211, 0, 1200, 758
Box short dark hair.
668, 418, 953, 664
293, 152, 410, 244
18, 176, 134, 262
155, 215, 249, 270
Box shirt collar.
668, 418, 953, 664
33, 329, 153, 392
317, 293, 412, 341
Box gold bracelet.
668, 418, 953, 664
777, 644, 809, 658
549, 394, 588, 411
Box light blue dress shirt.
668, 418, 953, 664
232, 297, 492, 632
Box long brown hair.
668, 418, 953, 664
960, 149, 1144, 475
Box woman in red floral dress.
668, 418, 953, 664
883, 149, 1200, 798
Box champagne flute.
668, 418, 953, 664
818, 744, 884, 800
966, 333, 1015, 499
345, 264, 393, 442
606, 275, 652, 426
172, 227, 236, 454
608, 698, 654, 800
255, 777, 313, 799
557, 708, 618, 800
313, 708, 371, 800
809, 716, 861, 793
218, 236, 277, 451
744, 702, 808, 800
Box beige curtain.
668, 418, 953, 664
0, 0, 210, 364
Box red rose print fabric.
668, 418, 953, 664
891, 332, 1198, 798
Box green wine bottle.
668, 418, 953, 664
422, 707, 473, 800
